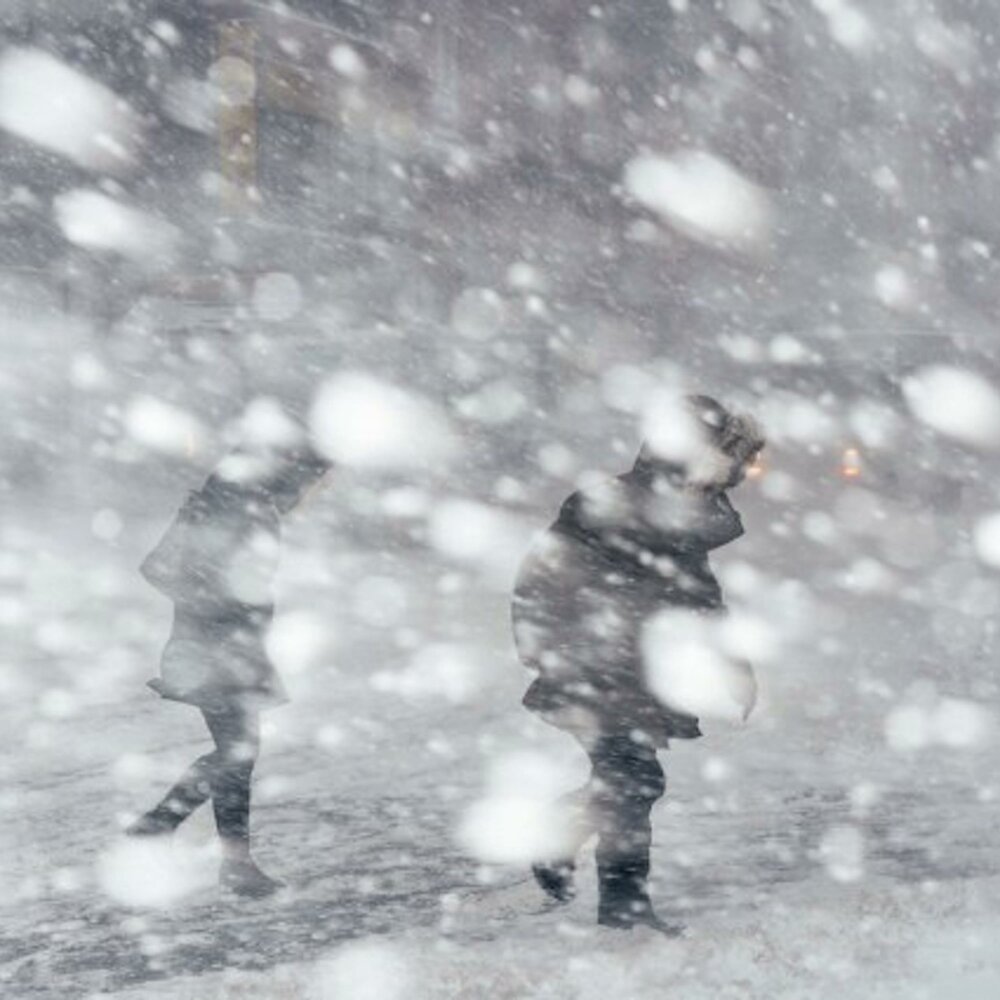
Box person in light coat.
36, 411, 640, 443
128, 439, 329, 898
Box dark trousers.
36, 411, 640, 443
147, 706, 260, 849
560, 732, 666, 917
588, 732, 665, 871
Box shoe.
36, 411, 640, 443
597, 857, 678, 933
532, 860, 576, 903
220, 858, 284, 899
124, 811, 176, 837
598, 899, 681, 936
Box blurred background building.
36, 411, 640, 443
3, 0, 1000, 510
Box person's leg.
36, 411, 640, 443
202, 706, 282, 898
588, 732, 667, 928
531, 782, 595, 902
201, 706, 259, 854
127, 730, 220, 836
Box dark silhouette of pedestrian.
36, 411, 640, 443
512, 395, 764, 930
127, 439, 330, 898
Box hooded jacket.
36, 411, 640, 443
511, 454, 744, 745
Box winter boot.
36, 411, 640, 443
598, 902, 681, 935
597, 858, 675, 933
532, 859, 576, 903
219, 839, 284, 899
220, 857, 284, 898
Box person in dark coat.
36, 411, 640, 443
127, 439, 330, 898
511, 395, 764, 930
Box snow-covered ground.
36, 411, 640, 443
2, 494, 998, 999
104, 876, 1000, 1000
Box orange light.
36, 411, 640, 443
746, 457, 765, 479
841, 447, 862, 478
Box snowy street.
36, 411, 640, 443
3, 509, 999, 998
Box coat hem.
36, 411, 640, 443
146, 679, 288, 712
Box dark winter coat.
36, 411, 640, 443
511, 457, 744, 746
140, 475, 288, 712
